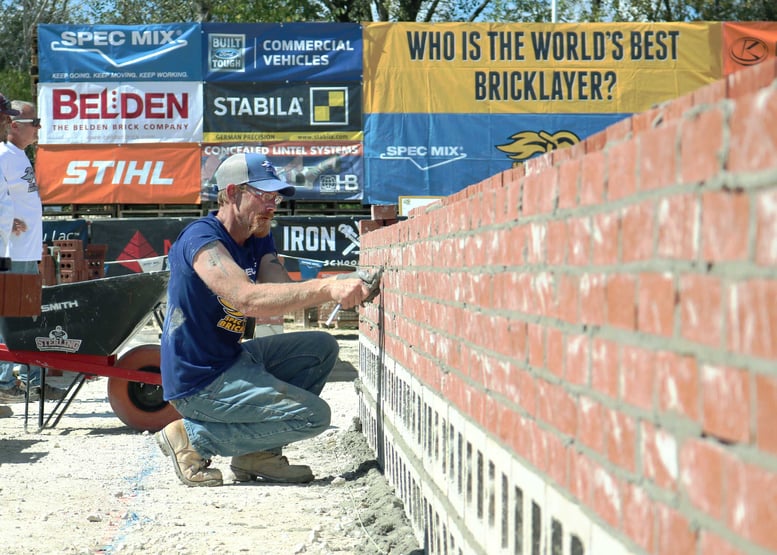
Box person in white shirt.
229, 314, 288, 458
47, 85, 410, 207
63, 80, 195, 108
0, 92, 20, 418
0, 100, 66, 406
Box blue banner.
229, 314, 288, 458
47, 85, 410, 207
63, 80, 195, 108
203, 23, 363, 83
38, 23, 202, 82
362, 112, 630, 204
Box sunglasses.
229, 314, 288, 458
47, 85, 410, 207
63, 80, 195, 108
242, 185, 283, 205
14, 118, 41, 127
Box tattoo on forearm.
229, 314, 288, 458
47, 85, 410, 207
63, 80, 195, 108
204, 243, 224, 270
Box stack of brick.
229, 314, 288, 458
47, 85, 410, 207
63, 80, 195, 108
85, 243, 107, 280
39, 240, 109, 285
55, 239, 88, 283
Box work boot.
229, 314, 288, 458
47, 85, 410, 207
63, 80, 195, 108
155, 419, 223, 487
0, 382, 27, 403
230, 452, 314, 484
28, 384, 68, 402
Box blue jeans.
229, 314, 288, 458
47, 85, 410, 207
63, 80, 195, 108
0, 260, 43, 389
171, 331, 338, 459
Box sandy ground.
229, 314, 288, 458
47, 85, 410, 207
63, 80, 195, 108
0, 323, 421, 555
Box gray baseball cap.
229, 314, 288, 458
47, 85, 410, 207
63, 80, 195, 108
214, 153, 295, 197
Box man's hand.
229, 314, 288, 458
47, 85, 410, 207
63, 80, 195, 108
11, 218, 27, 235
328, 276, 371, 310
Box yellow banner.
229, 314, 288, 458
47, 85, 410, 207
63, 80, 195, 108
363, 22, 723, 114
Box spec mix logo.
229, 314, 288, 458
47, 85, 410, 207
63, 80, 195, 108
209, 34, 246, 72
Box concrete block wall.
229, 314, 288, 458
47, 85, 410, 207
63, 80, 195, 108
357, 58, 777, 555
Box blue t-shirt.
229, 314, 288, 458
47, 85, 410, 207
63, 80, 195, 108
160, 212, 276, 400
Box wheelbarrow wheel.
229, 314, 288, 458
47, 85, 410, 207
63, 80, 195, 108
107, 344, 179, 432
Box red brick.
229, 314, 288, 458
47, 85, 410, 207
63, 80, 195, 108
679, 273, 723, 347
622, 482, 655, 553
0, 273, 42, 317
701, 190, 750, 261
726, 458, 777, 552
638, 272, 675, 337
370, 203, 397, 220
755, 374, 777, 455
565, 334, 589, 385
729, 86, 777, 172
755, 190, 777, 266
358, 219, 383, 235
679, 438, 727, 520
567, 217, 591, 266
585, 129, 607, 153
642, 421, 678, 491
577, 396, 604, 453
656, 504, 697, 555
656, 351, 699, 420
545, 220, 568, 265
580, 150, 606, 206
680, 107, 724, 184
638, 122, 678, 191
621, 201, 654, 262
546, 328, 564, 378
525, 223, 545, 264
621, 346, 656, 411
557, 159, 580, 209
701, 364, 750, 443
656, 194, 699, 260
528, 323, 544, 368
591, 464, 622, 528
522, 168, 557, 216
545, 433, 568, 487
604, 408, 637, 472
537, 380, 577, 438
591, 338, 618, 399
591, 211, 619, 265
727, 279, 777, 359
579, 272, 606, 326
555, 273, 579, 324
568, 451, 594, 504
606, 273, 636, 330
607, 139, 638, 200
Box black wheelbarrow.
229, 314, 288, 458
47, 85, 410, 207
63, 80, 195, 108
0, 271, 179, 432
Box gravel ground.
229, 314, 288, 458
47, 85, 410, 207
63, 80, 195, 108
0, 322, 421, 555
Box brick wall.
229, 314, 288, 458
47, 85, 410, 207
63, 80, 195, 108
357, 59, 777, 555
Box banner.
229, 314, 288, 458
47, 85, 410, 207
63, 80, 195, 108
201, 142, 363, 202
38, 82, 203, 144
363, 22, 722, 115
722, 22, 777, 75
42, 219, 89, 245
90, 217, 195, 275
203, 82, 362, 140
86, 215, 366, 276
37, 144, 202, 205
202, 23, 363, 83
272, 216, 368, 271
37, 23, 202, 82
364, 111, 626, 204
